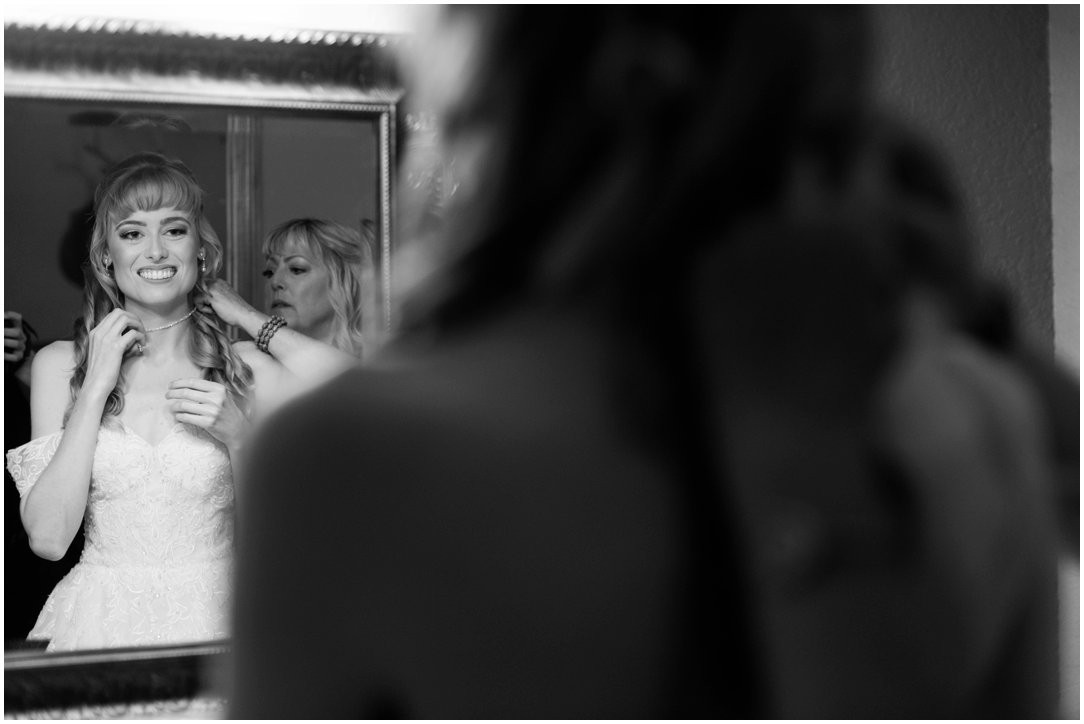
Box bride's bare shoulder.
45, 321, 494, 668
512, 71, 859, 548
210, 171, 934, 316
33, 340, 77, 375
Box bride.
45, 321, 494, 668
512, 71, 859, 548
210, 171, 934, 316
6, 152, 356, 650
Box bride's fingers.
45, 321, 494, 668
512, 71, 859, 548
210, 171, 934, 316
174, 411, 210, 428
120, 328, 146, 355
92, 310, 144, 349
104, 308, 144, 333
167, 385, 222, 409
170, 398, 217, 416
169, 378, 220, 393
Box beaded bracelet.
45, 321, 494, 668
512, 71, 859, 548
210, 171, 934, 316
256, 315, 287, 354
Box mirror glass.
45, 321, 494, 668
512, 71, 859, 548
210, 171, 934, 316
3, 18, 405, 679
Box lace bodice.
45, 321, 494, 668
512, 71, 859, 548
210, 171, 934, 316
6, 420, 234, 650
8, 421, 234, 565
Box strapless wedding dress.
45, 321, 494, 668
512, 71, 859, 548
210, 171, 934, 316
6, 420, 234, 651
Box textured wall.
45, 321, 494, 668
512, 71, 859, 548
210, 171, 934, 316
870, 5, 1054, 348
873, 9, 1076, 715
1049, 4, 1079, 372
1049, 7, 1080, 717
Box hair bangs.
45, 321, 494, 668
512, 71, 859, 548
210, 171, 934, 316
265, 223, 326, 264
110, 168, 202, 221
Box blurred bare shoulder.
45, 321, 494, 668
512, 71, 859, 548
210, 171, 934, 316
234, 306, 692, 718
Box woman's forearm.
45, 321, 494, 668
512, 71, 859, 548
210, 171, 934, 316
20, 391, 106, 560
236, 309, 356, 384
266, 327, 356, 382
206, 279, 357, 384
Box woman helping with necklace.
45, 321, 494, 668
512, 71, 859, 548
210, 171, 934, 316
195, 217, 377, 370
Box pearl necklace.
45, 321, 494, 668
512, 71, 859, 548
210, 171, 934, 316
144, 308, 196, 333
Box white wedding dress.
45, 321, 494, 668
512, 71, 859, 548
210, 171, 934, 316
6, 420, 234, 651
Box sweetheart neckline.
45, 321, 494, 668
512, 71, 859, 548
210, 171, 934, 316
111, 420, 188, 449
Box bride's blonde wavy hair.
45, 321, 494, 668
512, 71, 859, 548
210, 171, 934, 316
69, 152, 253, 422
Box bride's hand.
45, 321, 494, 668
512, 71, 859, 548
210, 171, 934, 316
167, 378, 248, 448
83, 309, 145, 399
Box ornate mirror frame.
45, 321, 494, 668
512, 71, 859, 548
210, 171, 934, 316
4, 18, 408, 717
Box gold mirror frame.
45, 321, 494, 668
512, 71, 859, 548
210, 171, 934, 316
4, 18, 408, 716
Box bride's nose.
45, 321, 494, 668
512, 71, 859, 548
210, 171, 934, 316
145, 233, 168, 262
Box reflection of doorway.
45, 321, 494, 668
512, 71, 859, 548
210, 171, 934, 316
4, 99, 228, 346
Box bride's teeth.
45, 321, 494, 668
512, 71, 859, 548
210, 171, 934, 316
139, 268, 176, 280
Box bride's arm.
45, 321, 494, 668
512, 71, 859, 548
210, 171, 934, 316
20, 311, 144, 560
18, 343, 97, 560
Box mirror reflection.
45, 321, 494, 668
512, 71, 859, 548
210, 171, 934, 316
4, 26, 402, 659
5, 98, 385, 351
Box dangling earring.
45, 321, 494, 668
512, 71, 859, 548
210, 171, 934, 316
198, 248, 207, 274
103, 256, 114, 274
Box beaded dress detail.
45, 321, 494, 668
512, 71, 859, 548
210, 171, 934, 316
6, 420, 234, 651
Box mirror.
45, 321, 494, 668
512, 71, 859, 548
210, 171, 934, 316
4, 16, 408, 713
6, 100, 392, 341
4, 19, 405, 346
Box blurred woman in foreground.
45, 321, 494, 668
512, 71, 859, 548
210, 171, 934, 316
230, 6, 1074, 717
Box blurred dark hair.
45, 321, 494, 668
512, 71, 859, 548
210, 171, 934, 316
392, 7, 890, 716
400, 6, 871, 332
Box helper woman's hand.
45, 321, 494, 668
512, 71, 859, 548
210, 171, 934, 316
197, 279, 265, 333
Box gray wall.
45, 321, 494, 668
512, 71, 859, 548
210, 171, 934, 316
871, 7, 1077, 716
871, 5, 1055, 349
1050, 4, 1079, 373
